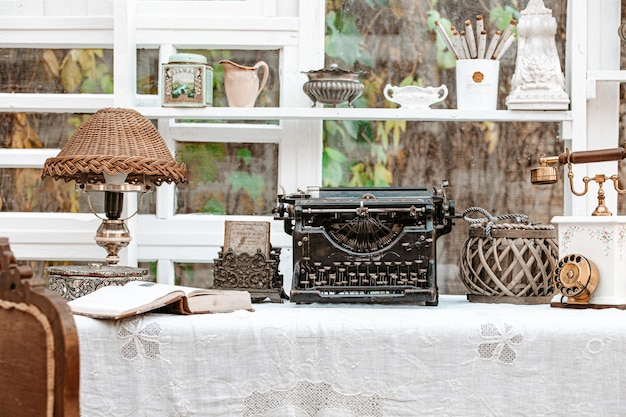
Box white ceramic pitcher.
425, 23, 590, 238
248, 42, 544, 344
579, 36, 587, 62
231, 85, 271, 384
219, 60, 269, 107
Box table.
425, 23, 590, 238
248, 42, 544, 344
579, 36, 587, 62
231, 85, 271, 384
74, 295, 626, 417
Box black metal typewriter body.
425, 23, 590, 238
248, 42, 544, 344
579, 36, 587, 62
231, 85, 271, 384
274, 185, 455, 305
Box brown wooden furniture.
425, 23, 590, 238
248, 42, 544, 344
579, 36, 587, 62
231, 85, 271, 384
0, 237, 80, 417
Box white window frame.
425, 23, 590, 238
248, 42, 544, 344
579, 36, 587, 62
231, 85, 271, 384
0, 0, 325, 287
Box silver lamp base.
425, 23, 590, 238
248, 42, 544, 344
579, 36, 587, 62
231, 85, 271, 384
47, 264, 151, 301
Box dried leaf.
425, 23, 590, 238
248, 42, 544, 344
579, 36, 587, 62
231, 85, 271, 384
9, 114, 42, 149
482, 122, 499, 154
13, 112, 27, 127
374, 163, 392, 186
42, 49, 59, 77
390, 0, 404, 19
60, 54, 82, 93
14, 169, 41, 211
77, 50, 96, 74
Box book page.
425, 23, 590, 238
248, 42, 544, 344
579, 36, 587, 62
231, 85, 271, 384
68, 282, 184, 319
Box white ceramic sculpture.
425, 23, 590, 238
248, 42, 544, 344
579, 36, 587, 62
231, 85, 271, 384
383, 84, 448, 109
505, 0, 569, 110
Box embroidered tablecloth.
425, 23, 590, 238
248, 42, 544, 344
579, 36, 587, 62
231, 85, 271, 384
74, 295, 626, 417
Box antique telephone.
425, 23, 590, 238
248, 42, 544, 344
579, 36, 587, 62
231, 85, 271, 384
531, 146, 626, 306
552, 254, 599, 305
531, 146, 626, 216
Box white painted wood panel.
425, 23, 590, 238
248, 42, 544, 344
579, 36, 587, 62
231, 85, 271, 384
0, 149, 59, 168
565, 0, 621, 216
0, 0, 112, 16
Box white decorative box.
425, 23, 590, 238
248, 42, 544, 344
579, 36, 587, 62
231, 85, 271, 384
552, 216, 626, 307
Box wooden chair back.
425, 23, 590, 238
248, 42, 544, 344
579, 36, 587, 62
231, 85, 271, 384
0, 237, 80, 417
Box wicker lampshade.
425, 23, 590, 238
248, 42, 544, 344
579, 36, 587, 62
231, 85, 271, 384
41, 107, 187, 186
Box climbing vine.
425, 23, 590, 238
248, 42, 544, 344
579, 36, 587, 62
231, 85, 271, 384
322, 0, 520, 187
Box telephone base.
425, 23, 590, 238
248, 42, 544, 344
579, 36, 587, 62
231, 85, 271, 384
551, 295, 626, 310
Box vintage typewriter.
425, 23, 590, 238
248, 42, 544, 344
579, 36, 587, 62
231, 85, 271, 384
274, 184, 455, 305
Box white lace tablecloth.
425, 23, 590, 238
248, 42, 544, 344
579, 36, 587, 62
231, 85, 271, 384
74, 295, 626, 417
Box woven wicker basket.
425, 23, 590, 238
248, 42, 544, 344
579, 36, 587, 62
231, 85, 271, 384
459, 223, 558, 304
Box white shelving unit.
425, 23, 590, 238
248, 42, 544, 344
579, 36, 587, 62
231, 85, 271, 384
0, 0, 621, 286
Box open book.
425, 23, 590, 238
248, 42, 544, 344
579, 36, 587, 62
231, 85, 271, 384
68, 281, 254, 319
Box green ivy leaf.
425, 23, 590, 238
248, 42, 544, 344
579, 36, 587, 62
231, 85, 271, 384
80, 77, 98, 93
490, 6, 520, 31
202, 198, 225, 214
324, 120, 339, 136
100, 74, 114, 94
426, 10, 441, 29
357, 50, 374, 68
236, 148, 252, 165
372, 143, 387, 165
427, 11, 456, 69
347, 162, 366, 187
374, 163, 392, 186
323, 160, 345, 187
326, 32, 362, 67
399, 75, 415, 87
178, 143, 225, 185
342, 120, 360, 140
364, 0, 389, 9
324, 146, 349, 163
230, 172, 265, 200
325, 10, 368, 67
323, 146, 349, 187
439, 51, 456, 70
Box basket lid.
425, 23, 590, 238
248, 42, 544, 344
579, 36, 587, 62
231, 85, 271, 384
468, 223, 556, 239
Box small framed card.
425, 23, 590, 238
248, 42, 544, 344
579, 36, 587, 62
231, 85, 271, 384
223, 221, 270, 258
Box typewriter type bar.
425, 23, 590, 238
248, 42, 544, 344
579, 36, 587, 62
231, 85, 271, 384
274, 186, 455, 305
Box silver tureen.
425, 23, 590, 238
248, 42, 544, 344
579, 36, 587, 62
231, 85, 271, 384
302, 64, 367, 107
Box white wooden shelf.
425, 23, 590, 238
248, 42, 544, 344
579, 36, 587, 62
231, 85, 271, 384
0, 93, 112, 113
0, 149, 60, 169
586, 70, 626, 98
137, 106, 572, 122
0, 93, 572, 123
587, 70, 626, 82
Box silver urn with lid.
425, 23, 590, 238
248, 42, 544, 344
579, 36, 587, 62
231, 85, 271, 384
302, 64, 367, 107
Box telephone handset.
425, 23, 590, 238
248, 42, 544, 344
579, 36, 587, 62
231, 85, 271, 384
553, 254, 599, 304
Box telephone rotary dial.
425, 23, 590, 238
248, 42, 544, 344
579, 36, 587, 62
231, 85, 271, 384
552, 254, 599, 304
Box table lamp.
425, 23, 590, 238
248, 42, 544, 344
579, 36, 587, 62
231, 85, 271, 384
41, 108, 188, 300
42, 107, 188, 264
